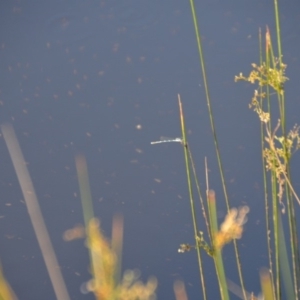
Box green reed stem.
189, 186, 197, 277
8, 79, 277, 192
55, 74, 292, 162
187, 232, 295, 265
278, 213, 295, 299
271, 171, 280, 298
274, 0, 282, 64
188, 1, 246, 298
75, 154, 95, 228
274, 0, 300, 291
264, 33, 281, 299
187, 147, 211, 242
259, 29, 276, 300
207, 190, 229, 300
178, 95, 207, 300
111, 214, 124, 287
188, 1, 228, 210
288, 195, 300, 298
267, 12, 299, 296
260, 268, 275, 300
75, 154, 102, 289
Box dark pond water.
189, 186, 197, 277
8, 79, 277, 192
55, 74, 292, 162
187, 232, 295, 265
0, 0, 300, 299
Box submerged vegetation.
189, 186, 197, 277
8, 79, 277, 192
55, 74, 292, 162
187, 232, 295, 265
0, 0, 299, 300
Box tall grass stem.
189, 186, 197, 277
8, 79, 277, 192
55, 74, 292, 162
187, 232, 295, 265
1, 123, 70, 300
75, 155, 95, 227
207, 190, 229, 300
188, 1, 246, 298
178, 95, 207, 300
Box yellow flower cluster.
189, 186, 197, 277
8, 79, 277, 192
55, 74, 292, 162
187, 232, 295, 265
214, 206, 250, 250
79, 218, 157, 300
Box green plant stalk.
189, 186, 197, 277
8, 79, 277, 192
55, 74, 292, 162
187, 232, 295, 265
207, 190, 229, 300
273, 0, 282, 66
272, 5, 300, 291
266, 23, 299, 297
75, 154, 95, 228
288, 200, 300, 299
265, 30, 286, 299
278, 213, 295, 299
188, 147, 211, 242
271, 12, 300, 293
271, 173, 280, 298
260, 268, 275, 300
287, 193, 300, 298
259, 29, 276, 299
178, 95, 207, 300
75, 155, 103, 291
188, 1, 246, 298
188, 0, 228, 211
266, 27, 285, 128
264, 33, 279, 299
269, 7, 300, 294
75, 160, 120, 297
267, 116, 300, 297
111, 214, 124, 287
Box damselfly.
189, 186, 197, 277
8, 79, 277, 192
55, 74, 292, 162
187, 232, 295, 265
151, 137, 182, 145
